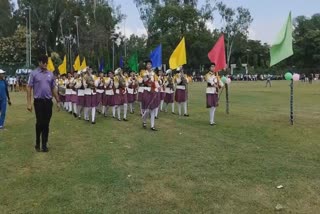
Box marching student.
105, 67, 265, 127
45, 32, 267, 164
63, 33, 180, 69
164, 69, 175, 114
113, 68, 128, 121
141, 59, 160, 131
127, 71, 138, 114
74, 70, 85, 119
103, 71, 116, 117
205, 63, 224, 126
174, 66, 189, 117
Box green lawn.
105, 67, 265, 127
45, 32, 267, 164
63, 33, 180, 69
1, 81, 320, 213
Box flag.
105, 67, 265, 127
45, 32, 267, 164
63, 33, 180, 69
128, 52, 138, 73
169, 37, 187, 69
150, 44, 162, 68
270, 12, 293, 67
73, 55, 81, 71
58, 55, 67, 74
79, 57, 87, 70
99, 57, 105, 72
47, 57, 55, 72
119, 56, 124, 68
208, 34, 227, 72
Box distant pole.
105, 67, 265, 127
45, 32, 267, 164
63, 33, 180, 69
29, 7, 31, 67
112, 41, 115, 71
75, 16, 80, 49
226, 83, 229, 114
25, 7, 31, 68
290, 79, 294, 125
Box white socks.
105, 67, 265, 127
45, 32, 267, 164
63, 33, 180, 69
123, 104, 128, 119
68, 102, 72, 112
210, 107, 216, 124
183, 102, 188, 115
91, 107, 96, 122
150, 109, 156, 128
73, 103, 77, 114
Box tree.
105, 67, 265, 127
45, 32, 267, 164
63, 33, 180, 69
13, 0, 124, 71
216, 1, 253, 67
134, 0, 215, 69
0, 0, 15, 37
292, 14, 320, 68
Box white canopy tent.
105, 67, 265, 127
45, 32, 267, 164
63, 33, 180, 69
16, 69, 32, 75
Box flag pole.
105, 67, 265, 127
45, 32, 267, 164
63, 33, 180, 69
225, 83, 229, 114
290, 79, 294, 125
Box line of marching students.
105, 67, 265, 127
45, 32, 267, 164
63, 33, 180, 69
55, 59, 193, 131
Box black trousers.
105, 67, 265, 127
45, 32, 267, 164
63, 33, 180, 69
34, 99, 53, 149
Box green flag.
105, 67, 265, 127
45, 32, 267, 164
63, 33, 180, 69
270, 12, 293, 67
128, 52, 138, 73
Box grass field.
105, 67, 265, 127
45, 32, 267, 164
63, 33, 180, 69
1, 81, 320, 213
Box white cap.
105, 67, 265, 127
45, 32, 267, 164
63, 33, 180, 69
165, 69, 172, 75
0, 69, 5, 74
176, 66, 183, 71
114, 68, 122, 75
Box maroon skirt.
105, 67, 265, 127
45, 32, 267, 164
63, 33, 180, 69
96, 93, 103, 105
127, 93, 136, 103
175, 89, 187, 103
71, 94, 78, 103
103, 94, 115, 106
59, 95, 65, 103
77, 96, 85, 106
164, 93, 174, 104
84, 94, 97, 107
160, 92, 166, 100
138, 91, 144, 102
206, 94, 219, 108
142, 91, 160, 110
65, 94, 72, 102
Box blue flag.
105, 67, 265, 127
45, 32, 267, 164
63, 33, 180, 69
99, 57, 105, 72
150, 44, 162, 68
119, 56, 124, 68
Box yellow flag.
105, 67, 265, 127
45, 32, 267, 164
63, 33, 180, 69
58, 55, 67, 74
169, 37, 187, 69
73, 55, 81, 71
47, 57, 55, 72
79, 57, 87, 71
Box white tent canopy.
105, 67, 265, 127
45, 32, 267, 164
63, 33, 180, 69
16, 69, 32, 74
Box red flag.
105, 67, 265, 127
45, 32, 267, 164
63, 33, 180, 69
208, 34, 226, 72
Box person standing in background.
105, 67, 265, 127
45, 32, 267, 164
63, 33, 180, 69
0, 69, 12, 129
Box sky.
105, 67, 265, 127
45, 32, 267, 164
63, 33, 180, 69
12, 0, 320, 44
116, 0, 320, 44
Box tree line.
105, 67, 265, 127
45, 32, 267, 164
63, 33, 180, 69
0, 0, 319, 75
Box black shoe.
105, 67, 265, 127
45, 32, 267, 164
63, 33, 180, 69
172, 112, 175, 114
150, 127, 158, 131
78, 116, 81, 120
123, 118, 128, 121
210, 122, 217, 126
143, 123, 147, 128
104, 114, 107, 117
73, 113, 77, 118
118, 118, 121, 121
35, 146, 40, 152
85, 119, 90, 122
68, 111, 72, 114
42, 148, 49, 152
130, 111, 134, 114
184, 114, 189, 117
92, 121, 96, 124
155, 116, 158, 119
